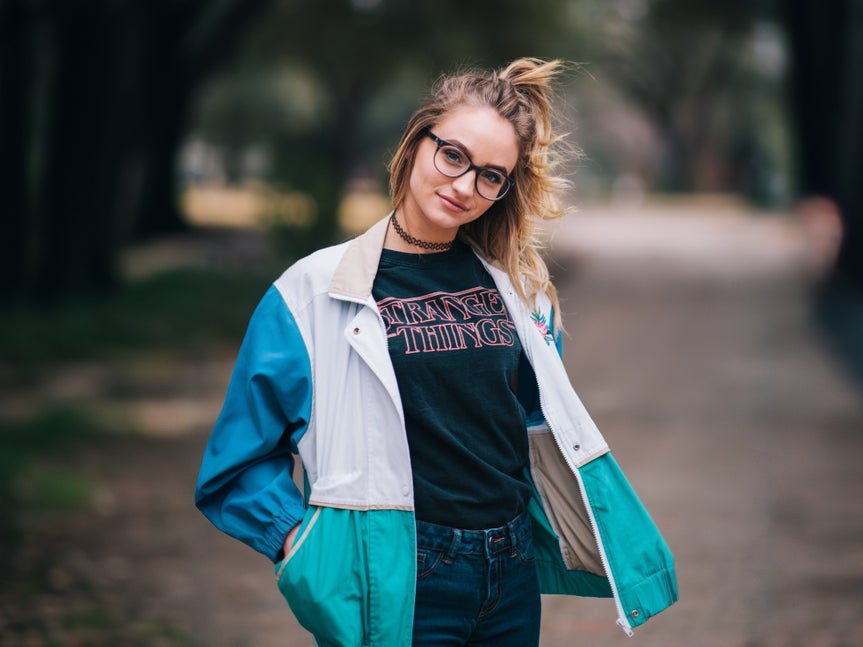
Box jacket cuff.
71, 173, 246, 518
263, 500, 306, 562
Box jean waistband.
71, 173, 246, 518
415, 511, 532, 558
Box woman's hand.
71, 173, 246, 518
282, 522, 301, 557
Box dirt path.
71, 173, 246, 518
541, 203, 863, 646
3, 201, 862, 646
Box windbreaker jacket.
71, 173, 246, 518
195, 215, 677, 646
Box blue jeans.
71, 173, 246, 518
412, 512, 541, 646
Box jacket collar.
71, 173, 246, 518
328, 213, 391, 301
327, 211, 515, 304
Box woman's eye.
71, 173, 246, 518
442, 147, 464, 165
480, 170, 504, 185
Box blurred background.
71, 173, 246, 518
1, 0, 862, 645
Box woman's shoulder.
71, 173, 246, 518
286, 239, 352, 276
273, 239, 353, 304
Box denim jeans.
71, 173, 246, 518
412, 511, 541, 646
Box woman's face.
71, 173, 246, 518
401, 105, 519, 238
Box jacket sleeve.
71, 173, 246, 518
195, 285, 313, 562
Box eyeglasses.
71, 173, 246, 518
426, 130, 514, 201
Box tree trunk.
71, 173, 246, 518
0, 0, 33, 299
35, 2, 119, 297
0, 0, 272, 301
833, 0, 863, 284
784, 0, 863, 286
130, 13, 189, 239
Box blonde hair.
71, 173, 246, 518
388, 58, 569, 330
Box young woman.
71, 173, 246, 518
195, 58, 677, 646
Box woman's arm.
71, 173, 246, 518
195, 285, 313, 562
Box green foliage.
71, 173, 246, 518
583, 0, 792, 198
188, 0, 586, 252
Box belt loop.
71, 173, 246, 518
508, 518, 519, 557
483, 529, 493, 559
444, 528, 461, 564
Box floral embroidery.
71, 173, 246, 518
531, 309, 555, 345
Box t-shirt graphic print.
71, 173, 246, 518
376, 286, 517, 355
372, 243, 531, 529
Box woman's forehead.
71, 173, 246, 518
431, 106, 519, 170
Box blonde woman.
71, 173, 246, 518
196, 58, 677, 646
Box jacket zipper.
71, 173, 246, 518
537, 383, 634, 637
514, 293, 634, 637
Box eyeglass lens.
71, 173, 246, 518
433, 145, 508, 200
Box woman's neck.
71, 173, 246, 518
384, 211, 458, 253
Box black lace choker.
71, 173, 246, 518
390, 213, 454, 252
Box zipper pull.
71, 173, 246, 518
616, 617, 634, 637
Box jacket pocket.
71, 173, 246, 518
275, 506, 322, 580
274, 505, 368, 646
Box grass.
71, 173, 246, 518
1, 266, 272, 369
15, 466, 92, 511
19, 608, 195, 647
1, 265, 273, 533
0, 265, 255, 642
0, 406, 107, 543
0, 405, 194, 645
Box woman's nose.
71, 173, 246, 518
451, 170, 476, 196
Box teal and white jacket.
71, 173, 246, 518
195, 215, 677, 645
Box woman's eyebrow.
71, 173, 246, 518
446, 137, 509, 173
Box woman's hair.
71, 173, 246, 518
388, 57, 570, 330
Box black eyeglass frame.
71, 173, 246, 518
425, 130, 514, 201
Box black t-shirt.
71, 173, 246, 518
372, 241, 531, 529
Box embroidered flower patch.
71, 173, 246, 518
531, 309, 555, 345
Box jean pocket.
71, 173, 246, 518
514, 535, 536, 566
416, 546, 445, 580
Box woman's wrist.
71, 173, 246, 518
282, 521, 301, 556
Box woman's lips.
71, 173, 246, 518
438, 193, 467, 212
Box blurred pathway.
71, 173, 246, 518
4, 199, 861, 646
541, 199, 863, 646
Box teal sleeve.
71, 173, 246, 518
579, 453, 678, 624
195, 285, 313, 561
